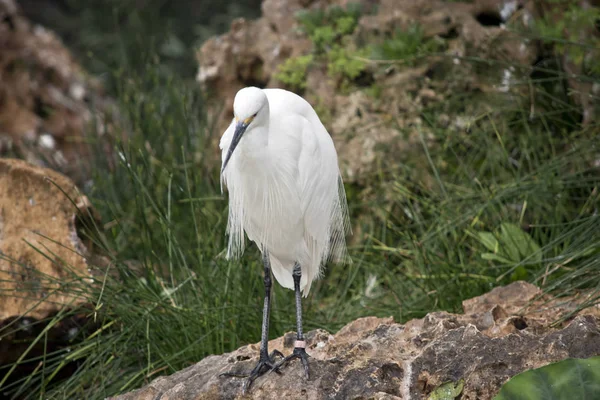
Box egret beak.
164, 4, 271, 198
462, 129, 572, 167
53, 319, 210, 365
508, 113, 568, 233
222, 117, 253, 173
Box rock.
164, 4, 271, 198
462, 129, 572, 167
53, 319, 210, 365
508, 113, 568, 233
111, 281, 600, 400
195, 0, 548, 183
0, 0, 117, 185
196, 0, 323, 117
0, 158, 98, 321
0, 160, 107, 392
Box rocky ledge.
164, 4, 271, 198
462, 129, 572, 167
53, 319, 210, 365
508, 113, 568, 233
112, 281, 600, 400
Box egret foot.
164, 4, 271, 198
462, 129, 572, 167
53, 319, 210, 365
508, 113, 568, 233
272, 343, 310, 379
219, 350, 284, 393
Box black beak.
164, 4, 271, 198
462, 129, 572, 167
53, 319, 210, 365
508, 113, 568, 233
221, 120, 249, 174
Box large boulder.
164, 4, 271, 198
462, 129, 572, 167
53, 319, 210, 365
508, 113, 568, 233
111, 281, 600, 400
0, 158, 98, 322
196, 0, 599, 182
195, 0, 548, 182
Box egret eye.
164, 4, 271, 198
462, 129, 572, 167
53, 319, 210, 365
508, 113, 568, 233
252, 112, 258, 118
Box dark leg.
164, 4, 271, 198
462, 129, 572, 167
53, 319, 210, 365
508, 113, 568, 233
272, 263, 310, 379
220, 252, 283, 392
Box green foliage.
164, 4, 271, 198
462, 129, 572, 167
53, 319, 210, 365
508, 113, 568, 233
494, 356, 600, 400
274, 55, 314, 91
335, 15, 359, 36
289, 3, 368, 89
296, 3, 362, 42
311, 26, 337, 52
326, 45, 367, 86
471, 223, 542, 281
429, 380, 464, 400
296, 3, 363, 53
371, 24, 444, 62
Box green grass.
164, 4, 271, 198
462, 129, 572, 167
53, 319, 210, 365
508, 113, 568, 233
1, 1, 600, 399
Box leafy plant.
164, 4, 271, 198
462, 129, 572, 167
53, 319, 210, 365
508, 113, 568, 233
295, 3, 364, 53
488, 224, 541, 264
289, 3, 369, 89
371, 24, 444, 62
274, 55, 314, 91
296, 4, 362, 38
471, 223, 542, 281
327, 45, 367, 87
494, 356, 600, 400
429, 379, 464, 400
311, 26, 337, 52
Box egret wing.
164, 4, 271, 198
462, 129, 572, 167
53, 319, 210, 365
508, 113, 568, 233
297, 116, 350, 293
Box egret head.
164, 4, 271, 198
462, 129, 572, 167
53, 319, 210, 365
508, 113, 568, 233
222, 87, 269, 173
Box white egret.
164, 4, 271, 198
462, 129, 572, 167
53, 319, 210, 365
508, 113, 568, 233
218, 87, 351, 391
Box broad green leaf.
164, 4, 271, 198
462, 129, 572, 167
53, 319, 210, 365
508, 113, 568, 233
429, 379, 464, 400
510, 266, 528, 282
499, 223, 542, 263
477, 231, 499, 252
494, 356, 600, 400
482, 253, 513, 264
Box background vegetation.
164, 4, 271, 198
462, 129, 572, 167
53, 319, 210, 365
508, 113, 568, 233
1, 0, 599, 398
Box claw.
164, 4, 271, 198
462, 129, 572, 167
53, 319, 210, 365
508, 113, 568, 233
219, 350, 285, 393
271, 346, 310, 379
270, 349, 284, 359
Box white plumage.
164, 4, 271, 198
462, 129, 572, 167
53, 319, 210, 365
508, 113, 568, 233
219, 87, 350, 296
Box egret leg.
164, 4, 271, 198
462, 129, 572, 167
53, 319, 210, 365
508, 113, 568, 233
272, 263, 310, 379
219, 252, 283, 393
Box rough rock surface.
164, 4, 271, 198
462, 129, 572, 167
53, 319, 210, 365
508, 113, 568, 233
195, 0, 545, 182
196, 0, 598, 182
0, 0, 116, 185
112, 281, 600, 400
0, 158, 98, 321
